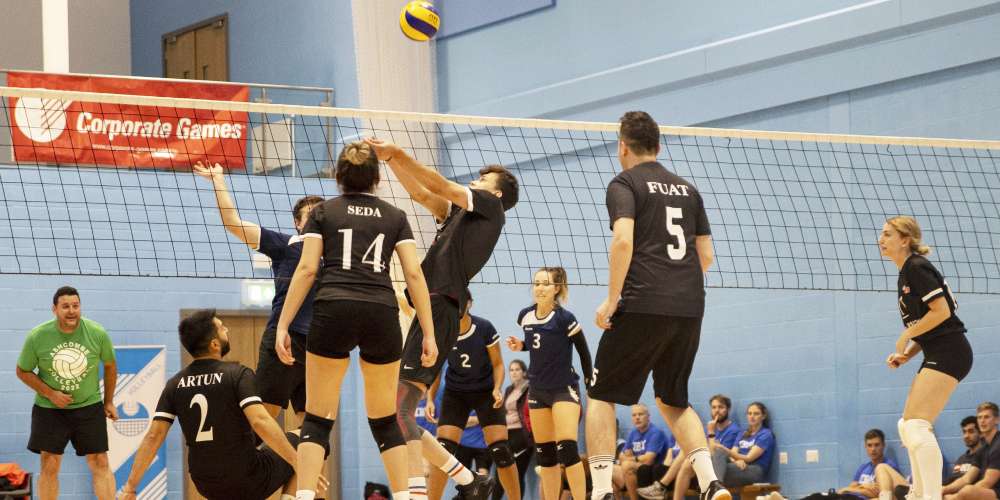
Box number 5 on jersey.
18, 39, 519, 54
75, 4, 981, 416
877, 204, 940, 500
666, 207, 685, 260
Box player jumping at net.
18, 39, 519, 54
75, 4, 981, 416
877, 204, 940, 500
121, 310, 310, 500
275, 141, 439, 500
364, 137, 519, 500
587, 111, 730, 500
507, 266, 593, 500
880, 216, 973, 500
424, 295, 521, 500
194, 161, 323, 426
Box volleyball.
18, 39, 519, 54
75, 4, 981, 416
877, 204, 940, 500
52, 346, 88, 379
400, 1, 440, 42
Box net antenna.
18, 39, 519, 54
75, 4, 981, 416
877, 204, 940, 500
1, 86, 999, 293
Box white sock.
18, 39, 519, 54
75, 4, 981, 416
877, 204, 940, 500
899, 418, 922, 499
394, 491, 410, 500
296, 490, 316, 500
688, 447, 719, 492
879, 490, 892, 500
588, 454, 615, 499
440, 456, 475, 486
409, 476, 428, 500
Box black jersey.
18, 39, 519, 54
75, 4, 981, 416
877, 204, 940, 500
420, 188, 505, 311
445, 315, 500, 392
303, 193, 415, 309
517, 304, 583, 390
897, 254, 965, 343
946, 441, 986, 485
153, 359, 262, 480
606, 162, 711, 317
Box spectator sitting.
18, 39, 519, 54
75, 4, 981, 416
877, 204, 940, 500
836, 429, 901, 500
949, 402, 1000, 500
712, 402, 776, 488
615, 404, 671, 500
638, 394, 742, 500
940, 416, 989, 496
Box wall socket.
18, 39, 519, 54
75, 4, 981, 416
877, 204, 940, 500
806, 449, 820, 463
779, 452, 788, 464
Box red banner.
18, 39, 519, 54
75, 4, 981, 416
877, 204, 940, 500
7, 72, 250, 169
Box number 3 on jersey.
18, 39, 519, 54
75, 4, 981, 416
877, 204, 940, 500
338, 229, 385, 271
665, 207, 685, 260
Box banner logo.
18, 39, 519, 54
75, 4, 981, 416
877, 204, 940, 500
14, 97, 70, 143
7, 72, 250, 170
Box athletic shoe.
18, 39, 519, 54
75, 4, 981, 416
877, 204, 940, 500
637, 481, 667, 499
700, 480, 731, 500
455, 473, 495, 500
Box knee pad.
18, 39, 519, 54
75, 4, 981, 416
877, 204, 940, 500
488, 440, 516, 468
438, 437, 460, 457
536, 441, 558, 467
301, 412, 334, 458
900, 418, 935, 449
369, 414, 406, 452
897, 418, 909, 445
557, 440, 581, 467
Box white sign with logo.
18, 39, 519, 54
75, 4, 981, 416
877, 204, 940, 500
102, 345, 167, 499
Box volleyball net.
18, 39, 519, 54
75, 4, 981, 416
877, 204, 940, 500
1, 85, 999, 293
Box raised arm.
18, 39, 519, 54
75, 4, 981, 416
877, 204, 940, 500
365, 138, 460, 218
194, 162, 262, 248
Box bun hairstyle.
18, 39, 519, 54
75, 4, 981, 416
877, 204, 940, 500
335, 141, 380, 193
536, 266, 569, 304
886, 216, 931, 255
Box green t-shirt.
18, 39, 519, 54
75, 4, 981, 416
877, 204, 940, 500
17, 317, 116, 409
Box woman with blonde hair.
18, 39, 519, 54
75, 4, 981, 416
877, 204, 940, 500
276, 141, 438, 500
880, 216, 972, 500
507, 266, 593, 500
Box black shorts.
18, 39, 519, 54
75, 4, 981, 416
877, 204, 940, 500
308, 300, 402, 364
28, 402, 108, 456
588, 313, 702, 407
916, 331, 973, 381
400, 295, 461, 386
438, 388, 507, 429
193, 432, 299, 500
636, 463, 669, 488
258, 328, 307, 412
457, 445, 493, 472
528, 384, 581, 410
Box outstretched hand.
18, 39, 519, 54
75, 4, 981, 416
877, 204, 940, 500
364, 137, 403, 162
193, 161, 224, 181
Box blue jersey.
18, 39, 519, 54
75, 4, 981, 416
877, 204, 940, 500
854, 458, 899, 485
715, 421, 742, 449
737, 427, 776, 474
517, 305, 583, 390
625, 425, 671, 464
258, 228, 316, 336
460, 411, 487, 449
446, 316, 500, 392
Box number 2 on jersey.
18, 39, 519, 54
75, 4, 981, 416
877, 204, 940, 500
665, 207, 686, 260
460, 353, 472, 368
190, 393, 214, 442
338, 229, 385, 272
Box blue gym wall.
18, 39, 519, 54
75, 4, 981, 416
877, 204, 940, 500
1, 1, 998, 499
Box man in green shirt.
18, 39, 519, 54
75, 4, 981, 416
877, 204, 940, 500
15, 286, 119, 500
